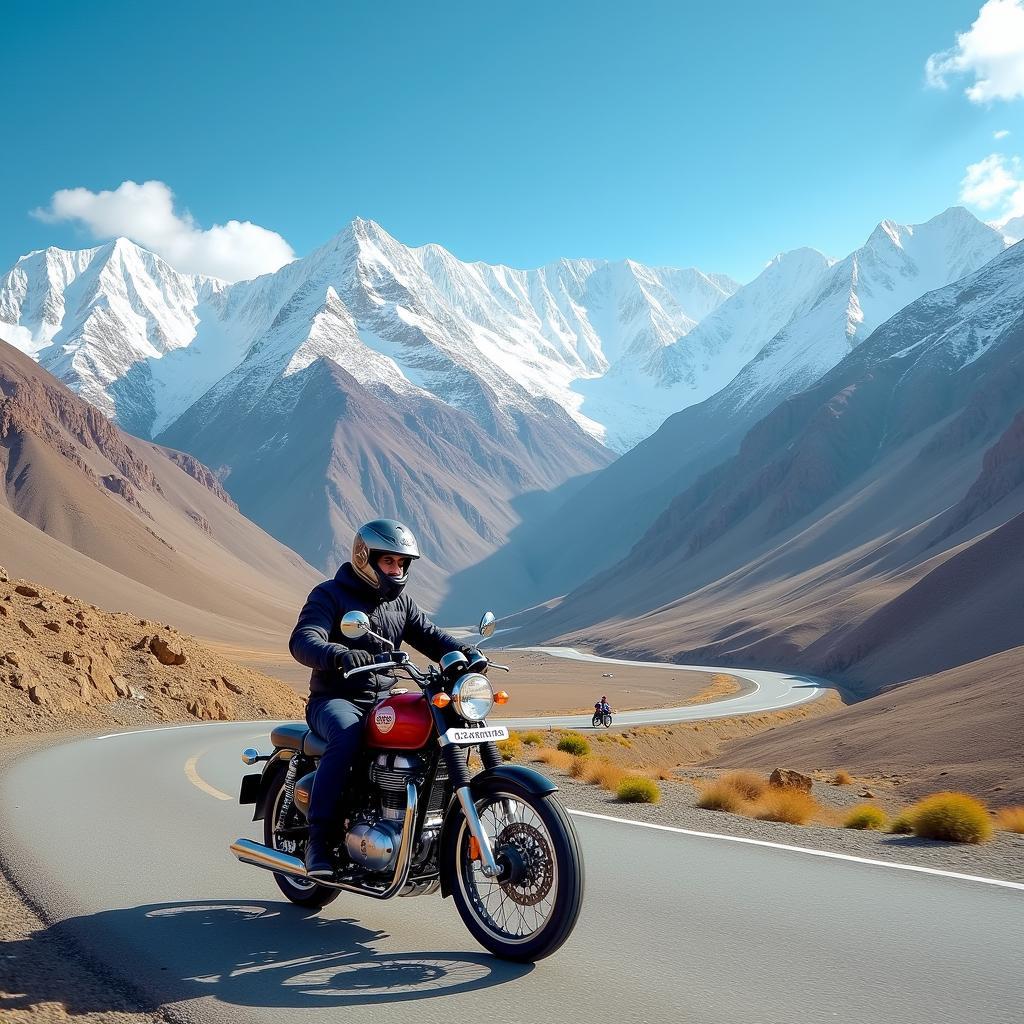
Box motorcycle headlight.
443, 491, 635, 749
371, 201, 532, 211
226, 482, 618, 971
451, 672, 494, 722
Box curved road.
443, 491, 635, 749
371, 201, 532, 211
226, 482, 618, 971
494, 646, 831, 728
2, 718, 1022, 1024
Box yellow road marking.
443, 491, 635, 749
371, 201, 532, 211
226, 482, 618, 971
184, 753, 232, 801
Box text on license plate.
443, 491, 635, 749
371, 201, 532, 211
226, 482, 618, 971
444, 725, 509, 745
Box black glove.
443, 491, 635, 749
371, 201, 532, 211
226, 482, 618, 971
337, 648, 374, 674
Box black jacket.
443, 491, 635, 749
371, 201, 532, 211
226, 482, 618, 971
289, 563, 461, 703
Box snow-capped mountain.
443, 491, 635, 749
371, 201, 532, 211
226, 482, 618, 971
438, 207, 1009, 619
0, 220, 738, 450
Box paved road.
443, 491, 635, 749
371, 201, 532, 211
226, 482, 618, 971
493, 646, 831, 728
2, 722, 1022, 1024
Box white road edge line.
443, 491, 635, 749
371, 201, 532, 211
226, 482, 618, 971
184, 753, 232, 801
567, 809, 1024, 892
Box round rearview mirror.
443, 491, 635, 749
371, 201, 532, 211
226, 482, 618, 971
478, 611, 496, 638
341, 611, 370, 639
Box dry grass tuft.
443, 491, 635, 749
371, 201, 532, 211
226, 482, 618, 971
583, 758, 627, 792
994, 806, 1024, 833
617, 776, 661, 803
753, 789, 819, 825
831, 769, 853, 786
533, 747, 577, 773
843, 804, 888, 831
520, 730, 545, 746
568, 755, 589, 779
721, 770, 767, 801
696, 779, 749, 813
909, 792, 992, 844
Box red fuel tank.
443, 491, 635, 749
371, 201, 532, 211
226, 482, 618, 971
366, 691, 434, 750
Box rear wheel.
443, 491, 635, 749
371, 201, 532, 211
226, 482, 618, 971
263, 768, 340, 909
448, 784, 584, 961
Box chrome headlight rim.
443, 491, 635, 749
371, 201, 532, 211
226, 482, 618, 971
451, 672, 494, 722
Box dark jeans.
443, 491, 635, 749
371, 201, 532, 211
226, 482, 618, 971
305, 696, 367, 833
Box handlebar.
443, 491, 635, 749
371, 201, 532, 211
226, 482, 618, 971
341, 651, 509, 681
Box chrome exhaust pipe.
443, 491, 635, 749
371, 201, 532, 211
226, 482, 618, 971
230, 838, 308, 879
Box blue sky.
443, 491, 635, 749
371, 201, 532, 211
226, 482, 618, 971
3, 0, 1023, 282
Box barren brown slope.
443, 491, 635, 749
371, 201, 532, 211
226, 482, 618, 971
0, 338, 318, 647
713, 645, 1024, 805
159, 355, 611, 612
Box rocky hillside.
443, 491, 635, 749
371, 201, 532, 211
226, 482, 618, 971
0, 568, 305, 737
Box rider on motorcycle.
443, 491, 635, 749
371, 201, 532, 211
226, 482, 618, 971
595, 695, 611, 717
289, 519, 468, 878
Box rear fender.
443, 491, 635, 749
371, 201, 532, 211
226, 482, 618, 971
438, 764, 559, 897
248, 751, 292, 822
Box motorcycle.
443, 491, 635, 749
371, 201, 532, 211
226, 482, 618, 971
231, 611, 585, 962
592, 708, 613, 728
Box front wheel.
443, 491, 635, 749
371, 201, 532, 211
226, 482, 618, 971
601, 713, 612, 728
448, 785, 584, 961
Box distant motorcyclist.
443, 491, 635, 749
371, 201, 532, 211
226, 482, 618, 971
595, 696, 611, 716
289, 519, 468, 878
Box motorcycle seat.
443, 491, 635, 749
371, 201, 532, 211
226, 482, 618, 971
270, 722, 327, 757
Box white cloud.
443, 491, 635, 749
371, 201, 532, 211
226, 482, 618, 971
926, 0, 1024, 103
32, 180, 294, 282
995, 128, 1011, 137
960, 153, 1024, 228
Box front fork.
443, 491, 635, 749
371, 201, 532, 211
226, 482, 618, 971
443, 739, 506, 878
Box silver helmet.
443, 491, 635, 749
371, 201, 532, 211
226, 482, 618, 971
351, 519, 420, 601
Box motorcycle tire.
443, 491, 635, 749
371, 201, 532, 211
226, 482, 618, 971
601, 713, 612, 728
448, 779, 584, 962
591, 714, 601, 729
263, 765, 340, 909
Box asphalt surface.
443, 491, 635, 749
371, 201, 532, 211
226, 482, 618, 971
2, 721, 1022, 1024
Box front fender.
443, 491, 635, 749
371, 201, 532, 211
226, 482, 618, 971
438, 763, 559, 897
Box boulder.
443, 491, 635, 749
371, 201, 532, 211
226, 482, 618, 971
768, 768, 813, 793
222, 677, 245, 695
18, 619, 36, 638
15, 584, 40, 598
9, 671, 26, 690
149, 635, 187, 666
111, 675, 132, 699
86, 655, 119, 701
4, 652, 19, 667
0, 566, 8, 583
43, 621, 62, 633
62, 651, 76, 666
0, 604, 8, 618
28, 684, 48, 706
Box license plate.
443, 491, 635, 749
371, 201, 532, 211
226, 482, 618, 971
444, 725, 509, 745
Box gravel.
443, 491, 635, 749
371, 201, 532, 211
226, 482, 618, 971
547, 766, 1024, 884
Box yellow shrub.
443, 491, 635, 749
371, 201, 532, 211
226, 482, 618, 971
994, 806, 1024, 833
832, 769, 853, 786
617, 776, 661, 804
753, 789, 819, 824
520, 731, 544, 746
696, 780, 749, 813
721, 770, 767, 801
557, 732, 591, 757
843, 804, 888, 830
910, 792, 993, 844
496, 736, 522, 761
888, 810, 916, 835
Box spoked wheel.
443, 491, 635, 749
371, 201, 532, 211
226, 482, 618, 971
601, 713, 612, 728
263, 770, 340, 909
449, 786, 584, 961
592, 714, 601, 729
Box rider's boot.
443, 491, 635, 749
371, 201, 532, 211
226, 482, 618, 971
305, 828, 334, 879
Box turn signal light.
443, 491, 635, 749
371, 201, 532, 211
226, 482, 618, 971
468, 836, 481, 861
432, 693, 451, 708
493, 691, 510, 705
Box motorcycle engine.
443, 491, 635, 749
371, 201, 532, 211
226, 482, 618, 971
345, 753, 422, 872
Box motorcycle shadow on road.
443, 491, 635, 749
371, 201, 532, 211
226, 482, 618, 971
1, 899, 533, 1015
